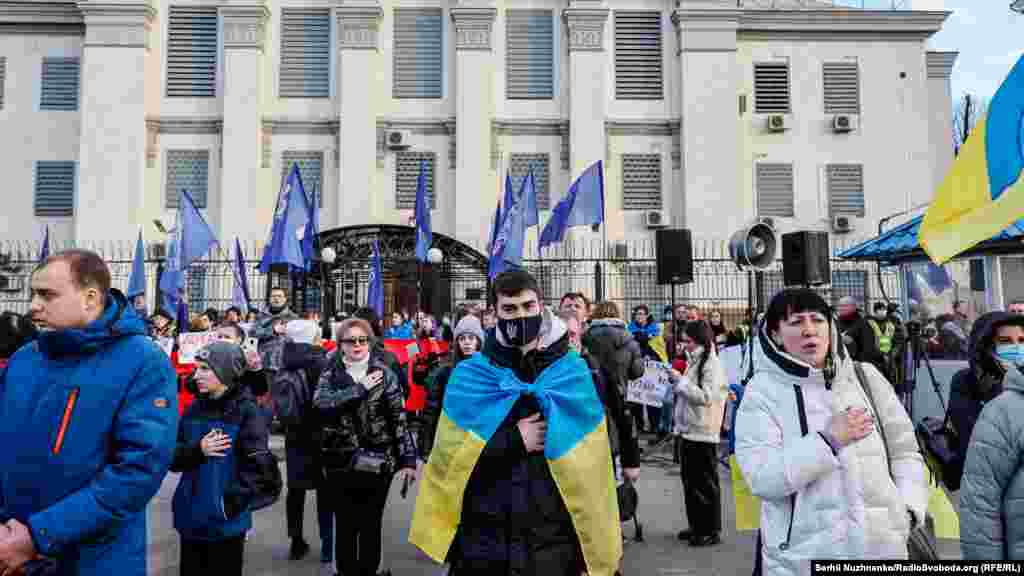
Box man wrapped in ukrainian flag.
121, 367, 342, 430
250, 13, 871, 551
410, 269, 622, 576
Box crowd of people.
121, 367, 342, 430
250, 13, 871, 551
1, 248, 1024, 575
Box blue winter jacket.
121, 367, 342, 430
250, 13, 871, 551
0, 290, 178, 576
384, 323, 414, 339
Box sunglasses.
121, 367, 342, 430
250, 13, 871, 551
341, 336, 371, 346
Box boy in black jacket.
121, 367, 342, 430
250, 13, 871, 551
171, 341, 272, 576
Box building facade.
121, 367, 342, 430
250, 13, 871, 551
0, 0, 955, 260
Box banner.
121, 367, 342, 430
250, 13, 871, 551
626, 360, 673, 408
177, 331, 218, 364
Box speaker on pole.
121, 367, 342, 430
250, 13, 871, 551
728, 220, 778, 270
782, 231, 831, 286
655, 229, 694, 285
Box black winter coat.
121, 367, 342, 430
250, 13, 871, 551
451, 331, 585, 575
582, 319, 646, 397
422, 363, 453, 458
838, 311, 885, 371
313, 353, 418, 471
581, 350, 639, 469
275, 343, 328, 490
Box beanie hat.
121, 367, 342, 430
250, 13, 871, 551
196, 341, 246, 389
453, 314, 485, 344
286, 319, 320, 345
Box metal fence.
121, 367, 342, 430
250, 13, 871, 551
0, 237, 902, 329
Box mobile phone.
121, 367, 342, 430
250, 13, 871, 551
400, 475, 410, 499
244, 338, 258, 354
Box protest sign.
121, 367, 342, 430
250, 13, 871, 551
177, 331, 218, 364
626, 360, 673, 408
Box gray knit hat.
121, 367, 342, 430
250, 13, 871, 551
453, 314, 485, 344
197, 341, 246, 388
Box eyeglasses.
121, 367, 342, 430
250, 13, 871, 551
341, 337, 370, 346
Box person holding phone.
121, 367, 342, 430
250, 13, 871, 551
314, 318, 417, 576
170, 341, 272, 576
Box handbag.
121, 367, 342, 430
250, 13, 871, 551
247, 449, 283, 511
915, 414, 961, 491
852, 362, 939, 562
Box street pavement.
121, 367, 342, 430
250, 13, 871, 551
145, 435, 961, 575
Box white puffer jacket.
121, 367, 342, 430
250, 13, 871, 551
674, 347, 728, 443
734, 324, 928, 576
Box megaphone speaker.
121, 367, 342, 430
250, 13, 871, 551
729, 221, 778, 270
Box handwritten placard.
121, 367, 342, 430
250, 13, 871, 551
177, 331, 218, 364
626, 360, 673, 408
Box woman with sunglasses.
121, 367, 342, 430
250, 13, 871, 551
314, 318, 418, 576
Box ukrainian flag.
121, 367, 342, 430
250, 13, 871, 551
409, 352, 622, 576
920, 55, 1024, 263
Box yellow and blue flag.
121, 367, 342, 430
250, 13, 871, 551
410, 352, 622, 576
920, 55, 1024, 263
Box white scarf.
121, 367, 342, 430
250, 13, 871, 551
343, 356, 370, 383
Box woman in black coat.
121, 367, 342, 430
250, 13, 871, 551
583, 302, 647, 432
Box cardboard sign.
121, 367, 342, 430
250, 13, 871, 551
177, 331, 218, 365
626, 360, 673, 408
155, 337, 174, 358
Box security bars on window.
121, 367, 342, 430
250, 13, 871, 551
754, 62, 791, 114
395, 151, 436, 210
34, 161, 76, 217
823, 62, 860, 114
510, 153, 551, 210
40, 58, 80, 111
614, 11, 663, 100
393, 8, 443, 99
756, 163, 795, 218
827, 164, 865, 217
506, 10, 554, 100
279, 9, 331, 98
621, 154, 662, 211
281, 151, 324, 208
166, 6, 218, 98
166, 150, 211, 209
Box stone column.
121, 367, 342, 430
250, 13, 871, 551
672, 3, 741, 240
926, 51, 957, 194
74, 0, 154, 244
563, 2, 608, 177
336, 3, 383, 227
451, 4, 497, 244
219, 1, 268, 240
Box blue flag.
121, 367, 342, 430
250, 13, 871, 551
367, 239, 384, 318
260, 164, 310, 273
540, 161, 604, 250
503, 172, 515, 224
127, 229, 146, 299
925, 262, 953, 294
414, 160, 432, 262
159, 190, 219, 314
38, 226, 50, 263
522, 169, 539, 229
160, 234, 181, 315
489, 186, 527, 279
176, 297, 189, 336
301, 181, 320, 271
232, 237, 251, 315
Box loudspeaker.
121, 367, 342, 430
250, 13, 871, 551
782, 231, 831, 286
655, 229, 694, 285
729, 220, 779, 270
970, 259, 986, 291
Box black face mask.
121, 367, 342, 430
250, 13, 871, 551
269, 304, 285, 315
498, 314, 544, 348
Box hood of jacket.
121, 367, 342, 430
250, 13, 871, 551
37, 289, 146, 359
750, 314, 853, 390
483, 306, 569, 382
283, 341, 326, 371
1003, 364, 1024, 394
968, 311, 1024, 376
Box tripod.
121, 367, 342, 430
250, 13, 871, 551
901, 322, 948, 424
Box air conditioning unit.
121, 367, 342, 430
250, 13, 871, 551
385, 130, 412, 150
832, 214, 855, 234
766, 114, 788, 132
832, 114, 858, 133
644, 209, 668, 229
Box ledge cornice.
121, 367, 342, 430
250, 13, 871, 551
450, 7, 497, 51
926, 50, 958, 79
219, 3, 269, 51
0, 1, 83, 24
76, 1, 154, 48
262, 117, 340, 135
336, 4, 383, 50
737, 9, 949, 40
563, 7, 609, 52
147, 116, 223, 134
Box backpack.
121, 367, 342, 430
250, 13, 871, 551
247, 448, 283, 511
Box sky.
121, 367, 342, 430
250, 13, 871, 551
912, 0, 1024, 103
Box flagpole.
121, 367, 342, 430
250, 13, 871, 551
600, 162, 608, 302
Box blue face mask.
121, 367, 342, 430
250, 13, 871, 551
995, 343, 1024, 367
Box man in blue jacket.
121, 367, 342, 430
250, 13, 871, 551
0, 249, 178, 575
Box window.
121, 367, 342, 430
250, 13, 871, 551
614, 11, 662, 100
823, 62, 860, 114
756, 163, 794, 218
509, 153, 550, 210
279, 9, 330, 98
505, 10, 554, 100
0, 57, 6, 110
187, 264, 207, 312
827, 164, 865, 217
395, 151, 436, 210
40, 57, 80, 111
754, 62, 790, 113
34, 161, 76, 217
393, 9, 443, 99
166, 6, 218, 98
166, 150, 211, 209
281, 151, 324, 208
621, 154, 662, 210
